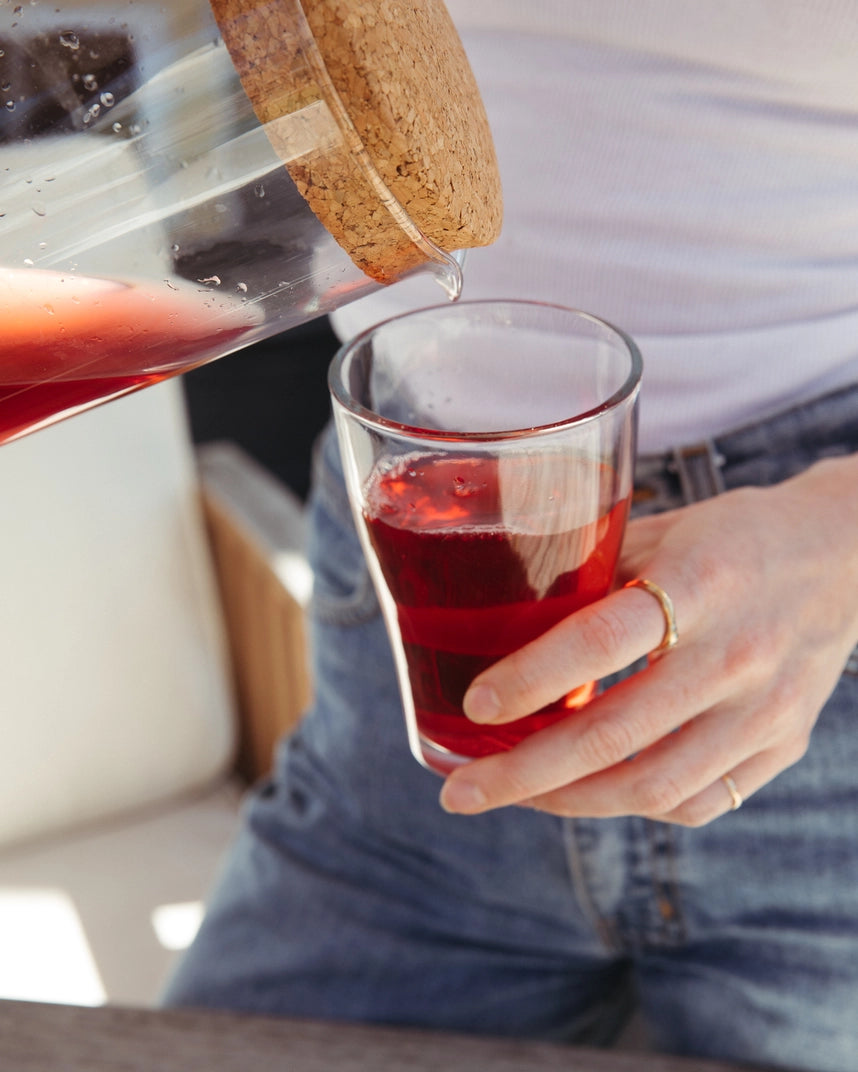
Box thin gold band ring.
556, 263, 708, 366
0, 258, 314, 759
721, 773, 743, 811
624, 578, 679, 657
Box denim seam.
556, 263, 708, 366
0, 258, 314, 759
561, 819, 623, 954
310, 571, 380, 627
644, 821, 688, 949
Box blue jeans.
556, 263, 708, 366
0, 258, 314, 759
164, 385, 858, 1070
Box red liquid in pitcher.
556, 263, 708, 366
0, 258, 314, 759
364, 453, 629, 771
0, 267, 259, 444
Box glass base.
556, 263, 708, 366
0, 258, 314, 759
415, 736, 476, 777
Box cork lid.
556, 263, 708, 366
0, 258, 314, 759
208, 0, 503, 282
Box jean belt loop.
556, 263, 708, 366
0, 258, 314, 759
669, 440, 727, 504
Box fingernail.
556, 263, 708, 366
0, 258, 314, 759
463, 682, 501, 723
440, 778, 487, 814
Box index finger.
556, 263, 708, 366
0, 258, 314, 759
462, 579, 682, 725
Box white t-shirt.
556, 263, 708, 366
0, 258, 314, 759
332, 1, 858, 453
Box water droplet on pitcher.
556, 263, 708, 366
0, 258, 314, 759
59, 31, 80, 50
112, 121, 123, 133
83, 73, 98, 91
254, 184, 265, 199
100, 91, 115, 107
1, 83, 10, 94
198, 275, 221, 286
236, 282, 248, 293
4, 101, 14, 112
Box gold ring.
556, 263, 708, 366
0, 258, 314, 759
624, 578, 679, 656
721, 773, 743, 811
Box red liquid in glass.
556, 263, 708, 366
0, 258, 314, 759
0, 267, 258, 444
364, 453, 629, 771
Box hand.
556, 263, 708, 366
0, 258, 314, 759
439, 455, 858, 825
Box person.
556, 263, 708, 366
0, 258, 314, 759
163, 4, 858, 1069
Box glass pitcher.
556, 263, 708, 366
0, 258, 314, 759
0, 0, 502, 443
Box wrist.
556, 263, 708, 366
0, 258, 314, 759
791, 452, 858, 589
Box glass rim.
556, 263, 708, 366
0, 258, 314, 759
328, 298, 643, 442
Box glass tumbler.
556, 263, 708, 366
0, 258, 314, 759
330, 300, 642, 775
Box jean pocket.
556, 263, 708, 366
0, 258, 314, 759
307, 425, 380, 628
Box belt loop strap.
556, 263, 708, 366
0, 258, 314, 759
670, 440, 726, 503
